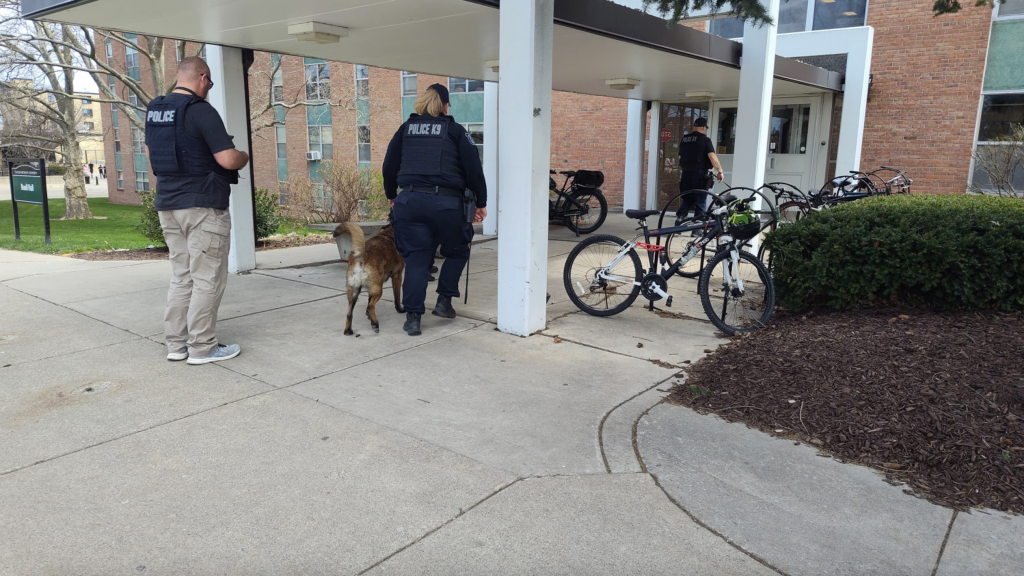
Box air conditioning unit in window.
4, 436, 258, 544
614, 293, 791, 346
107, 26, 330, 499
306, 150, 322, 161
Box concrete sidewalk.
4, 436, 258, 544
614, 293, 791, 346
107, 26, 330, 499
1, 214, 1020, 574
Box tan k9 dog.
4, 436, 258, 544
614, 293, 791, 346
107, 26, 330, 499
332, 222, 405, 335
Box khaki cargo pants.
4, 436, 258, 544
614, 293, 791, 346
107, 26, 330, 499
158, 207, 231, 358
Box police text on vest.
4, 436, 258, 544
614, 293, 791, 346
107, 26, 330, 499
147, 110, 175, 123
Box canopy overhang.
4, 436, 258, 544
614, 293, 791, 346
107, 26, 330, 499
21, 0, 842, 101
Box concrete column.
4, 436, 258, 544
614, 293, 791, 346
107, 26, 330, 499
483, 80, 498, 236
497, 0, 554, 337
622, 99, 646, 211
644, 101, 661, 210
731, 0, 781, 191
205, 45, 255, 273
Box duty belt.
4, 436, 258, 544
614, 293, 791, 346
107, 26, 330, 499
402, 185, 463, 198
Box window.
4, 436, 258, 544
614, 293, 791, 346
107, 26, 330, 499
977, 93, 1024, 141
812, 0, 867, 31
275, 124, 288, 181
81, 98, 91, 105
82, 108, 93, 117
113, 123, 121, 152
464, 123, 484, 162
355, 65, 370, 164
131, 126, 145, 154
135, 169, 149, 192
716, 107, 738, 155
997, 0, 1024, 18
305, 62, 330, 101
104, 37, 113, 63
308, 126, 333, 160
271, 54, 284, 104
80, 122, 95, 132
47, 93, 55, 102
448, 77, 484, 93
124, 34, 140, 81
709, 0, 866, 38
401, 71, 417, 97
117, 169, 123, 190
769, 104, 811, 154
108, 77, 116, 110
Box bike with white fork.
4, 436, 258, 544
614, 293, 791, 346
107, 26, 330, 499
562, 194, 775, 336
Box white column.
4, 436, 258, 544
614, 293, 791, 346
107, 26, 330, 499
622, 99, 646, 211
732, 0, 781, 191
497, 0, 553, 337
205, 45, 255, 273
483, 80, 498, 236
644, 101, 661, 210
834, 29, 873, 176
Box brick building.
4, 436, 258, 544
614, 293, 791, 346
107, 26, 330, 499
97, 0, 1024, 210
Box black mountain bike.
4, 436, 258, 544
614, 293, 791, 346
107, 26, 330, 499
563, 193, 775, 335
549, 169, 608, 235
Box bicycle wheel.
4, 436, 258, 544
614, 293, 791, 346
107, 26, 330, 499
663, 231, 713, 278
563, 234, 642, 317
564, 189, 608, 234
699, 249, 775, 335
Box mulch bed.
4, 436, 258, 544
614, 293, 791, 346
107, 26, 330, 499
70, 233, 334, 261
667, 308, 1024, 514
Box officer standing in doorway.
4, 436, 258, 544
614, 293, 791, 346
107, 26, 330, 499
145, 56, 250, 365
382, 83, 487, 336
676, 117, 725, 221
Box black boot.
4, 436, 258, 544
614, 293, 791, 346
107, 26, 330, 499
432, 295, 457, 319
403, 312, 422, 336
427, 265, 438, 283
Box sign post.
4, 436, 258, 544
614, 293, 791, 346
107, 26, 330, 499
8, 158, 51, 245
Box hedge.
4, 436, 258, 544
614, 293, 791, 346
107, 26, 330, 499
763, 194, 1024, 311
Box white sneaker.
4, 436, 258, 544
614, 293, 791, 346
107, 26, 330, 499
167, 347, 188, 361
187, 344, 241, 365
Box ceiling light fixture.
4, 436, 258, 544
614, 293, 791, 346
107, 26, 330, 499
842, 11, 857, 15
684, 90, 715, 98
821, 0, 835, 3
288, 22, 349, 44
605, 78, 640, 90
486, 59, 500, 73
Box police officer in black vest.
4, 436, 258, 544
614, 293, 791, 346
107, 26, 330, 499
382, 83, 487, 336
676, 117, 724, 222
144, 56, 250, 365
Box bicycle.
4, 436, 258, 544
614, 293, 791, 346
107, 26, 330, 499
563, 193, 775, 335
548, 169, 608, 235
657, 186, 779, 279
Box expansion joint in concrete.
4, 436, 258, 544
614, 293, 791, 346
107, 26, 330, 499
930, 510, 959, 576
356, 478, 524, 575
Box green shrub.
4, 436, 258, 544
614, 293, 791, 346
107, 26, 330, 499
764, 194, 1024, 311
136, 191, 165, 245
254, 187, 283, 239
46, 164, 66, 176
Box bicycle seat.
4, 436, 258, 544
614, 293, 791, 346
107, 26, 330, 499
720, 194, 738, 204
625, 209, 660, 220
559, 170, 577, 176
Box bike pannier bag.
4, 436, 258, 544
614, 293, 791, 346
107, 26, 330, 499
574, 170, 604, 189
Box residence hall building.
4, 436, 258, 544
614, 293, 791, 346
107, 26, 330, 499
97, 0, 1023, 210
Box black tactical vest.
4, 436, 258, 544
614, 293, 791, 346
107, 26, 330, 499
398, 115, 466, 184
678, 132, 712, 172
145, 90, 238, 210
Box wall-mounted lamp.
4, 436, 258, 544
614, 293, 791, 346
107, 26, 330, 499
288, 22, 349, 44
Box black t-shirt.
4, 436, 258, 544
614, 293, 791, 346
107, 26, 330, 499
172, 94, 235, 154
678, 131, 715, 172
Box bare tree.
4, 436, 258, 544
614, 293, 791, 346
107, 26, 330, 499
970, 124, 1024, 198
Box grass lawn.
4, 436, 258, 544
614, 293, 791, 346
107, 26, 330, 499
0, 198, 329, 255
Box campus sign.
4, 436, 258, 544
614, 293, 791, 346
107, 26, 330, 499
7, 158, 52, 244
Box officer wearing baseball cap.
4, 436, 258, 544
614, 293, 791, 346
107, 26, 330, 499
676, 116, 724, 222
382, 83, 487, 336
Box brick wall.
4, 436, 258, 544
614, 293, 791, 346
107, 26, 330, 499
862, 2, 992, 194
550, 92, 629, 208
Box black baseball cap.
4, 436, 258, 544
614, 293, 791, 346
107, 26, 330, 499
693, 117, 708, 128
427, 83, 450, 105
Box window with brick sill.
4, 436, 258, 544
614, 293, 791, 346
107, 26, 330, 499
117, 170, 123, 190
709, 0, 866, 38
305, 63, 331, 102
